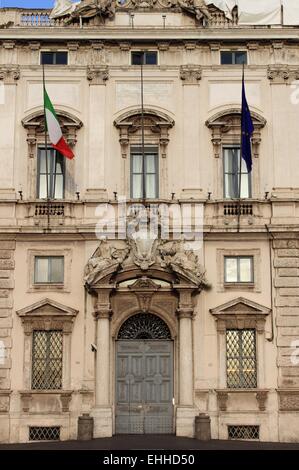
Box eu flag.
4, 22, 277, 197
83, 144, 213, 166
241, 73, 254, 173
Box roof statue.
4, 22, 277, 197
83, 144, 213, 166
50, 0, 116, 21
50, 0, 213, 23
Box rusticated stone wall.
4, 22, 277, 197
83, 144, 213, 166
274, 237, 299, 393
0, 240, 15, 440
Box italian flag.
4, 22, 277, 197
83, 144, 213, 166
44, 88, 74, 159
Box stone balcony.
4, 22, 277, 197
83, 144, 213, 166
0, 198, 295, 232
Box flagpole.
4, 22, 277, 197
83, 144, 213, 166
237, 63, 245, 233
42, 63, 50, 228
140, 52, 146, 203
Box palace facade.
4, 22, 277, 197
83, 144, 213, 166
0, 1, 299, 443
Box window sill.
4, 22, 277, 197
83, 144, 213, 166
224, 282, 255, 290
28, 284, 69, 293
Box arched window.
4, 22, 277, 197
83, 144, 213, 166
114, 109, 174, 199
22, 111, 82, 200
206, 109, 266, 199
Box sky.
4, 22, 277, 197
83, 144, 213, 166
0, 0, 59, 8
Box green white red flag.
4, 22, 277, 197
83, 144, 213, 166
44, 88, 74, 159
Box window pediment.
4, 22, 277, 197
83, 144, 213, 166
22, 110, 83, 158
17, 298, 78, 334
210, 297, 270, 333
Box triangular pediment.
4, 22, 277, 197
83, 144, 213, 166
16, 298, 78, 318
210, 297, 270, 317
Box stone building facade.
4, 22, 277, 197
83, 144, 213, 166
0, 2, 299, 443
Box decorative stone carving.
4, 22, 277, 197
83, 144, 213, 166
87, 65, 109, 84
85, 239, 129, 284
60, 392, 72, 412
206, 109, 266, 159
267, 65, 299, 84
256, 390, 268, 411
128, 277, 160, 312
278, 390, 299, 411
114, 109, 174, 160
210, 297, 271, 332
58, 0, 116, 24
50, 0, 214, 26
217, 391, 228, 411
16, 298, 79, 334
0, 392, 10, 413
84, 237, 207, 287
22, 110, 83, 158
180, 65, 202, 84
20, 392, 32, 412
0, 65, 20, 84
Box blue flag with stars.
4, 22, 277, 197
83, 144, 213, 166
241, 72, 254, 173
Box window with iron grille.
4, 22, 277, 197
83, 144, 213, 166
226, 329, 257, 388
228, 425, 259, 440
29, 426, 60, 441
32, 330, 63, 390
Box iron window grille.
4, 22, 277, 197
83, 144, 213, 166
221, 51, 247, 65
29, 426, 60, 441
32, 330, 63, 390
34, 256, 64, 284
228, 425, 259, 440
40, 51, 68, 65
226, 329, 257, 388
224, 256, 254, 283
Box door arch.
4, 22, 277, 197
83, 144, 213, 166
115, 313, 173, 434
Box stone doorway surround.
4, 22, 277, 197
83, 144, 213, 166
84, 236, 207, 438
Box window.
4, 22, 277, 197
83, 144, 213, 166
224, 256, 253, 283
223, 147, 251, 199
131, 51, 158, 65
226, 329, 257, 388
31, 330, 63, 390
29, 426, 60, 441
40, 51, 68, 65
221, 51, 247, 65
34, 256, 64, 284
131, 147, 159, 199
37, 148, 65, 199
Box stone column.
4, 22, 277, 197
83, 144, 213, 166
180, 65, 202, 198
91, 289, 113, 437
178, 309, 194, 406
176, 288, 197, 437
0, 65, 20, 199
85, 66, 109, 200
